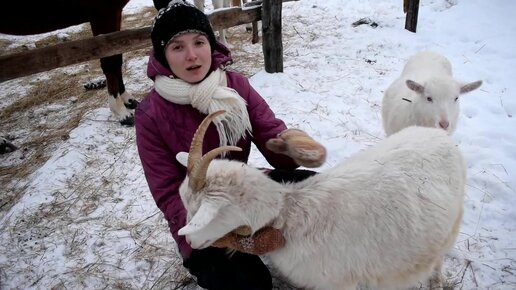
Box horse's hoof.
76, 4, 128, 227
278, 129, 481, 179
83, 79, 107, 90
0, 138, 18, 154
124, 99, 139, 110
120, 115, 134, 127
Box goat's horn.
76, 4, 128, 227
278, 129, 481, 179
190, 145, 242, 191
187, 110, 226, 174
188, 110, 243, 191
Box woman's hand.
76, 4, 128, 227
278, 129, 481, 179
266, 129, 326, 168
212, 227, 285, 255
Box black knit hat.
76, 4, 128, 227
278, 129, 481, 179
151, 0, 217, 68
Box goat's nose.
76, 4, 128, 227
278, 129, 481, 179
439, 120, 449, 129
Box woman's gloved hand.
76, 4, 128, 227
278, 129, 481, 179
212, 226, 285, 255
266, 129, 326, 168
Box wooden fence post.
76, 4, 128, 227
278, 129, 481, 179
262, 0, 283, 73
404, 0, 420, 33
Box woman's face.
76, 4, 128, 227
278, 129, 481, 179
164, 32, 212, 84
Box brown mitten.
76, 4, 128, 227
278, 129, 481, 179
212, 226, 285, 255
266, 129, 326, 168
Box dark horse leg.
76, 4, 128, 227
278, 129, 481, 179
0, 0, 137, 127
90, 0, 137, 126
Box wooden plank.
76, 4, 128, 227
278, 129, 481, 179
209, 6, 261, 30
403, 0, 409, 13
262, 0, 283, 73
404, 0, 420, 32
0, 27, 151, 82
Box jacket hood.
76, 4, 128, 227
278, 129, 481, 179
147, 41, 233, 80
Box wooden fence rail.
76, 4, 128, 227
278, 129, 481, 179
0, 27, 151, 82
0, 0, 289, 83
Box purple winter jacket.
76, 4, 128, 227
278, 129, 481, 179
135, 43, 299, 259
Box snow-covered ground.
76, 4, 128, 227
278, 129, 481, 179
1, 0, 514, 289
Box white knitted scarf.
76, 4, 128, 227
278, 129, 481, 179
154, 68, 252, 146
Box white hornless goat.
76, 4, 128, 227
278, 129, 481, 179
382, 51, 482, 136
177, 111, 466, 290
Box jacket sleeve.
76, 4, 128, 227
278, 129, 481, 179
233, 73, 299, 170
135, 106, 192, 259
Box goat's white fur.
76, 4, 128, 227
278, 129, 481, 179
382, 50, 482, 136
177, 125, 466, 290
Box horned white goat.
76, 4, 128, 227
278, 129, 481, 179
382, 50, 482, 136
177, 111, 466, 290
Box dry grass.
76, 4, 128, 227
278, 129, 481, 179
0, 67, 104, 213
224, 25, 265, 78
0, 7, 156, 217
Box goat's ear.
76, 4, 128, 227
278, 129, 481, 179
176, 152, 189, 167
178, 200, 222, 236
460, 80, 482, 94
406, 80, 424, 94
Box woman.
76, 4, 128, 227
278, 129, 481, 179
136, 1, 326, 289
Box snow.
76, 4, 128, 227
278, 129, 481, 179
0, 0, 514, 289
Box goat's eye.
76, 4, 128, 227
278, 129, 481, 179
454, 96, 459, 102
426, 96, 433, 102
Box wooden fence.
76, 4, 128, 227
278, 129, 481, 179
404, 0, 420, 32
0, 0, 295, 83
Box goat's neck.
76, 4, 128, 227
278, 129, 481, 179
271, 174, 333, 240
243, 169, 286, 231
